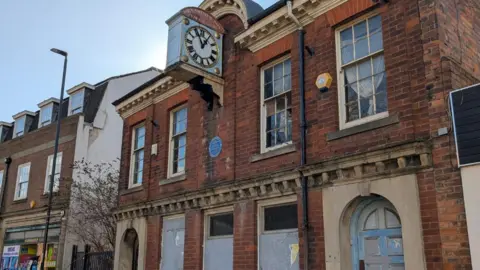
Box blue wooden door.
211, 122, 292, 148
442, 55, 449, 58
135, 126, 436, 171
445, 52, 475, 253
352, 199, 405, 270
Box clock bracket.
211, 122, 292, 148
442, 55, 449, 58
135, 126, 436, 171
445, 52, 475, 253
165, 62, 224, 111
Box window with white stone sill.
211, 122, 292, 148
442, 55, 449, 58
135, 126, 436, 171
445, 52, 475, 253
14, 163, 30, 200
336, 13, 388, 130
168, 107, 187, 178
44, 152, 62, 193
260, 56, 293, 153
129, 124, 145, 188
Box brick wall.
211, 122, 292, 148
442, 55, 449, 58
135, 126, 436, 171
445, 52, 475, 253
0, 115, 79, 216
116, 0, 480, 268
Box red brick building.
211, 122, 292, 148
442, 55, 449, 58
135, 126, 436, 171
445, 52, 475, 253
112, 0, 480, 269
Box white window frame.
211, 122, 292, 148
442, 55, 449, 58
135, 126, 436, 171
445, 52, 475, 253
204, 206, 234, 240
0, 170, 4, 190
260, 55, 293, 153
14, 162, 31, 201
68, 90, 84, 115
335, 11, 388, 130
128, 123, 145, 188
257, 196, 298, 270
39, 104, 53, 127
168, 106, 187, 178
13, 116, 26, 138
44, 152, 63, 193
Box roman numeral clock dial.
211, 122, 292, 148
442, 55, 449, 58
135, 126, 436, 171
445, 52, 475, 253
185, 26, 219, 68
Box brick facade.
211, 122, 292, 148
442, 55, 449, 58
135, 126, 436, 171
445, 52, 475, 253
115, 0, 480, 269
0, 114, 79, 268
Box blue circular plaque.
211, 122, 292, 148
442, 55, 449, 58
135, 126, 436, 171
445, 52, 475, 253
209, 136, 222, 158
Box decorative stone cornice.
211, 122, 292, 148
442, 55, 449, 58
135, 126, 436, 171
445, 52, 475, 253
113, 141, 431, 221
234, 0, 347, 52
200, 0, 251, 29
115, 77, 188, 119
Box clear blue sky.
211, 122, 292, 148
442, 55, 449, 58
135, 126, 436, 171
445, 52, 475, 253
0, 0, 277, 121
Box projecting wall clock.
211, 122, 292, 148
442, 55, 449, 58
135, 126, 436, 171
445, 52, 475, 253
184, 26, 219, 68
165, 7, 224, 76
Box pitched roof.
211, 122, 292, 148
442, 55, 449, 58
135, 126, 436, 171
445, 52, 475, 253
95, 66, 162, 87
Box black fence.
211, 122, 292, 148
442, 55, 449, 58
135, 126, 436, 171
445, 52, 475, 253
71, 245, 113, 270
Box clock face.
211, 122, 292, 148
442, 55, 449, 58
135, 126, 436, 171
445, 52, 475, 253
184, 26, 219, 68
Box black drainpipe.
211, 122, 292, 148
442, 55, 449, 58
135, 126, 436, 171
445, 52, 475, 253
298, 29, 309, 270
1, 157, 12, 211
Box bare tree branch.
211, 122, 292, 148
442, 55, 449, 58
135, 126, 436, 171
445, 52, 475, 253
66, 159, 119, 252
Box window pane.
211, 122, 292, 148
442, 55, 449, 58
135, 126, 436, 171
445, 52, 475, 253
175, 119, 187, 135
71, 92, 84, 112
273, 78, 283, 95
266, 115, 275, 131
358, 78, 374, 98
340, 28, 353, 47
370, 31, 383, 53
178, 134, 186, 148
276, 96, 286, 111
266, 99, 275, 117
264, 68, 273, 83
374, 73, 387, 93
264, 83, 273, 98
264, 204, 298, 231
176, 108, 187, 122
273, 63, 283, 80
286, 92, 292, 108
346, 84, 358, 102
376, 92, 388, 113
15, 117, 25, 135
287, 109, 292, 141
358, 60, 372, 80
284, 74, 291, 91
266, 131, 275, 148
276, 128, 287, 144
342, 45, 354, 65
276, 111, 285, 128
372, 55, 385, 74
176, 159, 185, 173
284, 59, 291, 75
355, 38, 369, 59
0, 171, 3, 188
210, 213, 234, 237
347, 102, 359, 122
135, 127, 145, 149
360, 95, 374, 118
354, 21, 368, 40
178, 146, 186, 160
344, 66, 357, 84
368, 15, 382, 34
41, 106, 52, 125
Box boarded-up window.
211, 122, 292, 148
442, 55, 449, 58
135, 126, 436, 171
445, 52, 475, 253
205, 211, 233, 270
161, 216, 185, 270
259, 201, 299, 270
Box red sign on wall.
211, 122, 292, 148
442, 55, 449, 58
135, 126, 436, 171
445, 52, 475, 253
180, 7, 225, 34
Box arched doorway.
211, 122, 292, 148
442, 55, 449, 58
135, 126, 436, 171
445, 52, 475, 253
122, 229, 139, 270
350, 197, 404, 269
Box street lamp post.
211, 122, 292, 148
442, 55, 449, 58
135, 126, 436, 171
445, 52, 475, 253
40, 48, 68, 269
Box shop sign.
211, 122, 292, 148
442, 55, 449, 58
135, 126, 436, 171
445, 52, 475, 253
3, 246, 20, 257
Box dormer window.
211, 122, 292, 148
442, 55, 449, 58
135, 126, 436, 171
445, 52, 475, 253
38, 98, 59, 127
0, 122, 12, 143
12, 111, 35, 138
70, 91, 84, 115
14, 117, 25, 137
67, 82, 93, 116
40, 105, 53, 126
